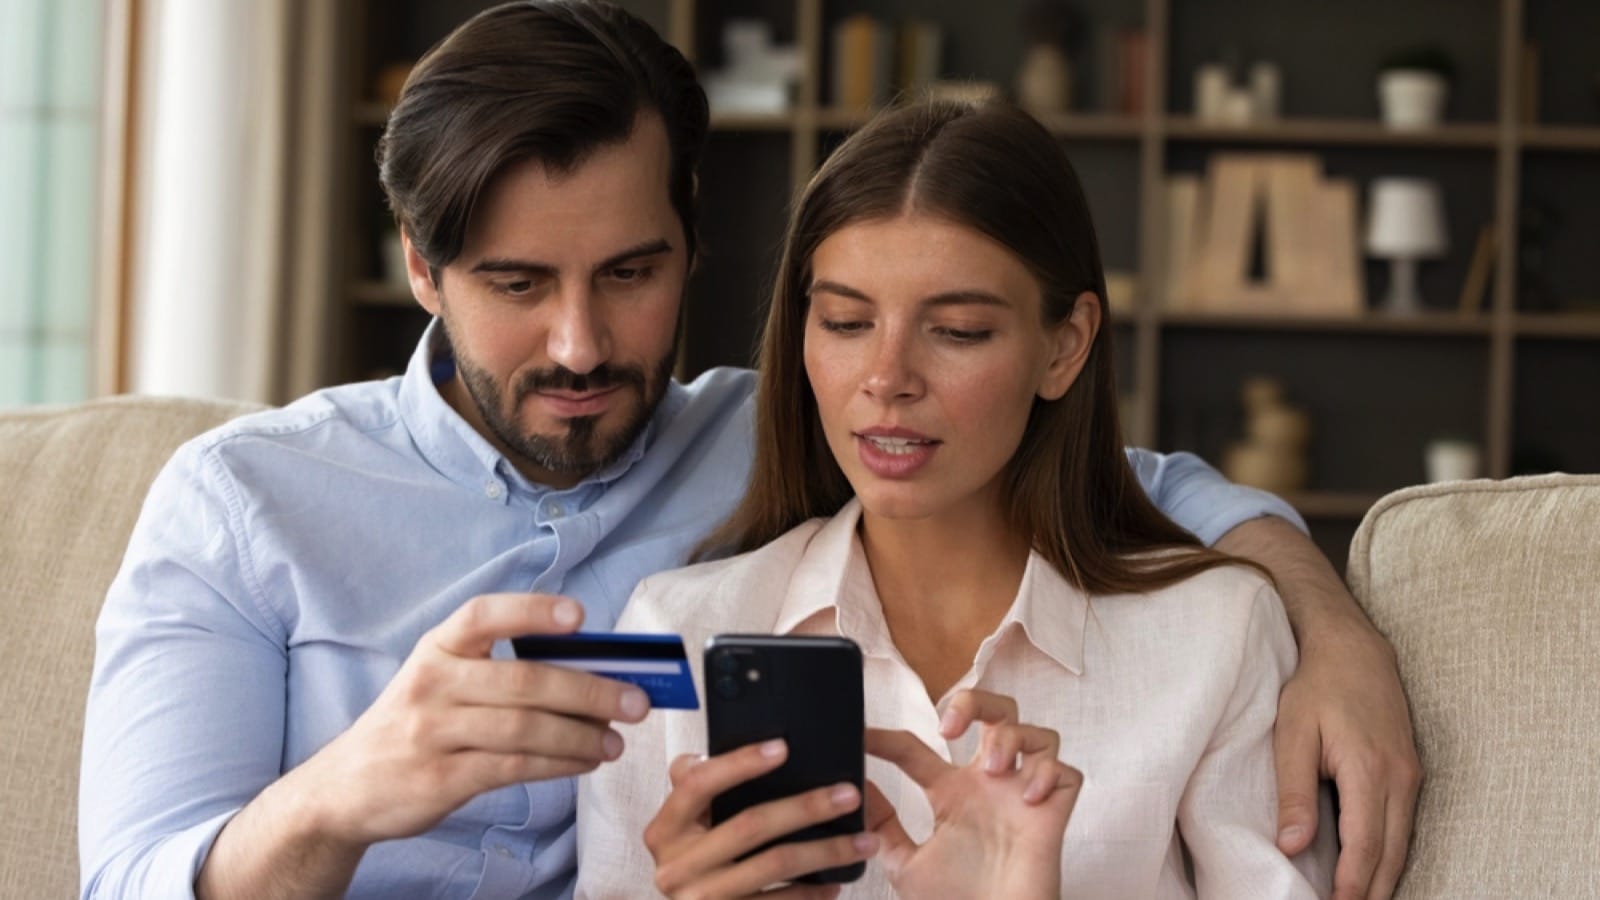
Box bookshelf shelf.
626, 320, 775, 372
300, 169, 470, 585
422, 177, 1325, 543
710, 111, 800, 132
1521, 126, 1600, 152
1513, 313, 1600, 339
1157, 311, 1496, 336
1164, 116, 1501, 148
1284, 491, 1385, 519
352, 102, 389, 127
349, 281, 413, 308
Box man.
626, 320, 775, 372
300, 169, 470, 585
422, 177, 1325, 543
78, 3, 1418, 899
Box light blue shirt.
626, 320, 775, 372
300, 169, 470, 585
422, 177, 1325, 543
79, 320, 1305, 900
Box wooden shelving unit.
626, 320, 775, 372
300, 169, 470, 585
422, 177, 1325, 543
334, 0, 1600, 567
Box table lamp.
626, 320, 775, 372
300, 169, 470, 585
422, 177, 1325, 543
1365, 177, 1448, 315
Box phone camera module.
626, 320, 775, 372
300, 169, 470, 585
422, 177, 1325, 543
713, 674, 741, 700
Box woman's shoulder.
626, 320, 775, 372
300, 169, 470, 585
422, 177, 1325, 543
1094, 558, 1284, 643
618, 519, 830, 633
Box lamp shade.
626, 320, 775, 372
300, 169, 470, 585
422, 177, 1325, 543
1365, 177, 1448, 258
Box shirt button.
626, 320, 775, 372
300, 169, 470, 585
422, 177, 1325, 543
484, 482, 504, 500
494, 845, 513, 858
547, 502, 564, 518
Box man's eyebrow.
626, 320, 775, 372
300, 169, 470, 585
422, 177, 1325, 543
470, 257, 553, 275
808, 279, 1011, 309
467, 239, 674, 276
594, 239, 673, 273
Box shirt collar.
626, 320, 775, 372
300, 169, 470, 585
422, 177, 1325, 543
775, 499, 1089, 676
396, 318, 655, 498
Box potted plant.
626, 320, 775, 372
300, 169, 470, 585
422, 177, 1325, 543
1377, 46, 1456, 129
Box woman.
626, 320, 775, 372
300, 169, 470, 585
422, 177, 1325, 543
576, 100, 1332, 898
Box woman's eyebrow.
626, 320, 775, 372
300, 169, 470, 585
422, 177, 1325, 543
808, 281, 1010, 310
807, 279, 869, 301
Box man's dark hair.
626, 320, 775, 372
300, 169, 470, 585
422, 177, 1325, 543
377, 0, 708, 277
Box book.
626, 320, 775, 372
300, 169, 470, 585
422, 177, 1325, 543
896, 19, 942, 97
1188, 155, 1264, 310
831, 15, 886, 110
1314, 178, 1365, 316
1264, 155, 1322, 312
1164, 175, 1201, 309
1458, 224, 1497, 314
1117, 29, 1148, 115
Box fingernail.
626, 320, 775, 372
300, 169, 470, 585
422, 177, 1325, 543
1278, 824, 1306, 847
1022, 778, 1047, 803
759, 739, 787, 759
939, 708, 960, 735
619, 688, 649, 720
553, 600, 581, 627
602, 730, 623, 760
831, 784, 859, 807
853, 832, 879, 854
986, 750, 1009, 773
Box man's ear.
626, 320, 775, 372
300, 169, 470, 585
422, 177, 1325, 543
404, 230, 442, 316
1038, 290, 1102, 401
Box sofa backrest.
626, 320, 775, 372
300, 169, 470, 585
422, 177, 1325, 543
1347, 473, 1600, 898
0, 395, 264, 899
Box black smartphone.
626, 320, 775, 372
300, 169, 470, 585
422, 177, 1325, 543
705, 634, 866, 884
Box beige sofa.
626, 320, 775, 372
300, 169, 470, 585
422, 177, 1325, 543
1, 397, 1596, 897
0, 396, 263, 899
1346, 473, 1600, 898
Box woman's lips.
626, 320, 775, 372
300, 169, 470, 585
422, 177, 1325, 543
854, 430, 940, 478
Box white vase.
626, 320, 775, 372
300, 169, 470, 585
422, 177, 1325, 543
1378, 70, 1448, 129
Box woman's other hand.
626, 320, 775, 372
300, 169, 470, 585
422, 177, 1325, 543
864, 689, 1082, 900
642, 739, 879, 899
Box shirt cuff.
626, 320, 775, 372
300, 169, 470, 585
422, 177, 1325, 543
85, 808, 237, 900
1185, 485, 1309, 547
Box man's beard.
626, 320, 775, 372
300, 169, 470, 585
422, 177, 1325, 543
441, 320, 676, 480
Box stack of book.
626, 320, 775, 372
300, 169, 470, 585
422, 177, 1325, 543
1165, 154, 1364, 316
831, 15, 942, 110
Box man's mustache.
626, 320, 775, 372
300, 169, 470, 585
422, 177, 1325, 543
514, 364, 646, 398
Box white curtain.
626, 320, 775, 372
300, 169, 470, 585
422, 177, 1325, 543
127, 0, 340, 404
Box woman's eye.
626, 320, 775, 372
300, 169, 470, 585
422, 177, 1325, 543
818, 318, 869, 334
935, 326, 993, 344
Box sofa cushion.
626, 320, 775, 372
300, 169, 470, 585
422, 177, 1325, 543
0, 395, 262, 899
1347, 473, 1600, 899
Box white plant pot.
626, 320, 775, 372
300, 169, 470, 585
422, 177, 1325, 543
1379, 69, 1448, 129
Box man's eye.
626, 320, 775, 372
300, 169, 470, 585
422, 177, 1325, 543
610, 265, 653, 283
497, 280, 534, 295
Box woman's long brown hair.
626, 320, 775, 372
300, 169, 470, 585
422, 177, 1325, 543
700, 100, 1255, 595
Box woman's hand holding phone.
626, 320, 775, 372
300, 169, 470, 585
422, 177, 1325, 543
863, 689, 1082, 900
642, 740, 881, 899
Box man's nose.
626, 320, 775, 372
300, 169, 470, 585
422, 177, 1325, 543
546, 288, 611, 375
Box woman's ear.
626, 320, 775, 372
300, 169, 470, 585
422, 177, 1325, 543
404, 230, 442, 316
1038, 290, 1102, 401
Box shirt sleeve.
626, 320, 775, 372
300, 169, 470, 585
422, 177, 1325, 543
1177, 582, 1333, 899
575, 578, 681, 899
78, 440, 290, 900
1123, 448, 1309, 545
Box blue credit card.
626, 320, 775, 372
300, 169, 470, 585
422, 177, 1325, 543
511, 632, 698, 710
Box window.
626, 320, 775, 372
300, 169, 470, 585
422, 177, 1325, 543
0, 0, 106, 406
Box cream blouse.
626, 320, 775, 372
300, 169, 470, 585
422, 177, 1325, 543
576, 500, 1333, 898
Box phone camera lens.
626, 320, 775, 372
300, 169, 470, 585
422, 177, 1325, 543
712, 652, 738, 676
713, 674, 741, 700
